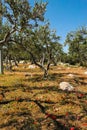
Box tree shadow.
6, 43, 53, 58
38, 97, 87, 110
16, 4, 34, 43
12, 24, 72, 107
34, 101, 80, 130
0, 91, 85, 130
23, 72, 82, 82
0, 107, 41, 130
1, 68, 87, 129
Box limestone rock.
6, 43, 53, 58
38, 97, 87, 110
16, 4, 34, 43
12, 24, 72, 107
67, 74, 75, 78
28, 64, 37, 69
59, 82, 74, 91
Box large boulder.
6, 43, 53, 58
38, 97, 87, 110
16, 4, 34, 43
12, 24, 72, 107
59, 82, 74, 91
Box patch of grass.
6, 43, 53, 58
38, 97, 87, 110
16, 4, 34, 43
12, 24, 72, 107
0, 64, 87, 129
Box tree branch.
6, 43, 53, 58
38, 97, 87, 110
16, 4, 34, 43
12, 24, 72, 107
0, 26, 16, 46
20, 42, 47, 71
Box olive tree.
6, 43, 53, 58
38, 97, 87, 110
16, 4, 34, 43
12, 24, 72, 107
0, 0, 47, 73
16, 23, 62, 78
65, 27, 87, 66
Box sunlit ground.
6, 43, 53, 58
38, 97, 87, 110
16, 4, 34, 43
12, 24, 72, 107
0, 64, 87, 130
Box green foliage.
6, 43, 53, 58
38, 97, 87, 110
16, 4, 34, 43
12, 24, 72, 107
0, 0, 48, 72
18, 22, 63, 65
0, 0, 47, 44
65, 27, 87, 66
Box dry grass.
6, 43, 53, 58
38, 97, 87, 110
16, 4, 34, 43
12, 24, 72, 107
0, 64, 87, 130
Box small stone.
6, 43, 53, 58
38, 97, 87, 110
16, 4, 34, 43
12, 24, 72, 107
67, 74, 75, 78
28, 64, 38, 69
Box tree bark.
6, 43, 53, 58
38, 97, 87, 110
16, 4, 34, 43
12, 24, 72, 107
0, 27, 16, 45
0, 49, 3, 74
43, 69, 48, 78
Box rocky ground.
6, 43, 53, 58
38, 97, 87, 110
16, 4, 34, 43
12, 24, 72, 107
0, 64, 87, 130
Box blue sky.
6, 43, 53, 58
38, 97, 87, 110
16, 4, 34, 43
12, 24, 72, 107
30, 0, 87, 52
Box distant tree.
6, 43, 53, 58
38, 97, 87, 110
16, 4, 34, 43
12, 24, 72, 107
65, 27, 87, 66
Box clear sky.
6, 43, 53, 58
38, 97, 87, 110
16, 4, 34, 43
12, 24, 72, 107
30, 0, 87, 52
